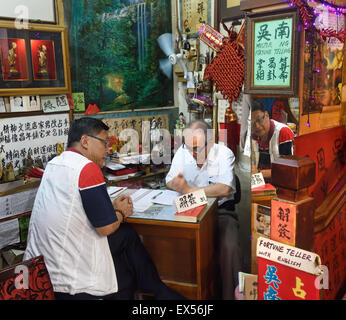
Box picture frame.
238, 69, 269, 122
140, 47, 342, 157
244, 9, 300, 96
218, 0, 244, 23
0, 21, 71, 96
0, 0, 57, 24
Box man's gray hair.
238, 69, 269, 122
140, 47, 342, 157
186, 120, 214, 142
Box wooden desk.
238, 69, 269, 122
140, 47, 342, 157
126, 198, 218, 300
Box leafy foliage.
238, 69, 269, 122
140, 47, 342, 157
68, 0, 172, 110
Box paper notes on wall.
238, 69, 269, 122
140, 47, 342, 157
72, 92, 85, 112
10, 96, 41, 112
41, 95, 70, 113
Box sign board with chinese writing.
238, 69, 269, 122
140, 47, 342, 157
251, 172, 265, 189
271, 198, 296, 246
174, 189, 208, 213
245, 9, 299, 95
257, 237, 321, 300
41, 95, 70, 113
0, 113, 69, 170
0, 188, 38, 220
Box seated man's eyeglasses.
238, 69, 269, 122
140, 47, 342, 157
183, 141, 208, 155
87, 135, 110, 148
251, 114, 266, 128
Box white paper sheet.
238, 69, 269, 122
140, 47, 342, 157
152, 190, 181, 206
130, 189, 163, 212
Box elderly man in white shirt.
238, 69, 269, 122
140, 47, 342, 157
166, 120, 242, 299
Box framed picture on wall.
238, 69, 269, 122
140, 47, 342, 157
0, 0, 56, 24
244, 9, 300, 95
0, 21, 71, 96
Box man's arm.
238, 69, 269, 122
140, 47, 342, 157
95, 211, 124, 236
167, 173, 232, 197
79, 163, 133, 237
95, 194, 133, 236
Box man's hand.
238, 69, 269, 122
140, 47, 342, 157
170, 173, 191, 194
113, 194, 133, 218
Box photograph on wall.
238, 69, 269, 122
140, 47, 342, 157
9, 96, 30, 112
64, 0, 174, 111
0, 38, 29, 81
30, 39, 57, 81
180, 0, 212, 35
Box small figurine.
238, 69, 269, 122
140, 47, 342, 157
34, 157, 44, 169
150, 118, 160, 143
8, 42, 20, 76
175, 112, 186, 130
37, 44, 49, 76
3, 163, 16, 182
57, 142, 64, 155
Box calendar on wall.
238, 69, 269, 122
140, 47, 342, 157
180, 0, 211, 35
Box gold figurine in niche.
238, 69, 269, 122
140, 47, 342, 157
8, 42, 20, 77
37, 44, 49, 77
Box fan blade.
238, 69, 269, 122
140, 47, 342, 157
159, 59, 173, 79
157, 33, 174, 57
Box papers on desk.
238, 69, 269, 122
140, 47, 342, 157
151, 190, 181, 206
129, 189, 166, 212
105, 162, 126, 171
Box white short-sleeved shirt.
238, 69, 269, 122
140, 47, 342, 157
166, 143, 236, 206
24, 150, 118, 296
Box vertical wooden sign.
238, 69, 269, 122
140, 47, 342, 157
271, 199, 296, 246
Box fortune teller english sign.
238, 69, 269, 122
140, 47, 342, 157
257, 237, 322, 300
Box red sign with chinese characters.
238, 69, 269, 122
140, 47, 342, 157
271, 199, 296, 246
257, 237, 321, 300
258, 257, 320, 300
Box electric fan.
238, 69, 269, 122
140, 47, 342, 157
157, 33, 188, 80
